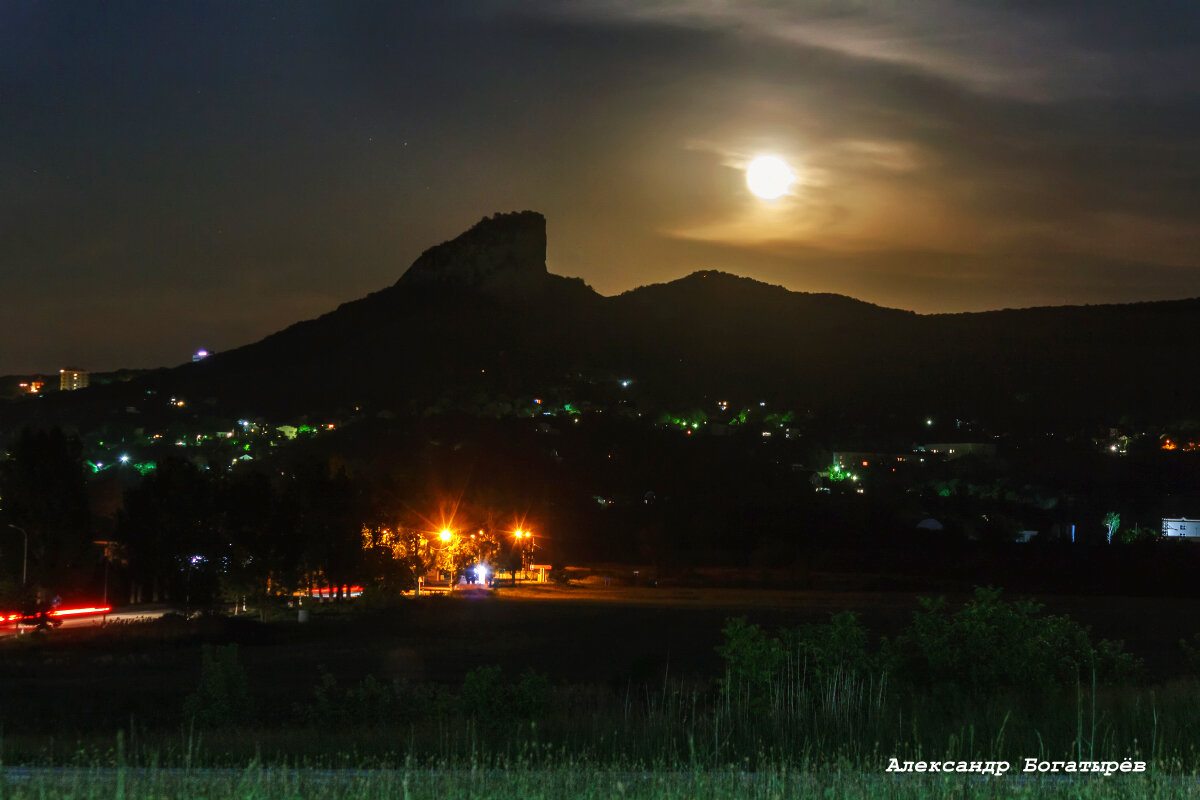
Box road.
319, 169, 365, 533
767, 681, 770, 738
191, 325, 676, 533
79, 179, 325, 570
0, 605, 172, 638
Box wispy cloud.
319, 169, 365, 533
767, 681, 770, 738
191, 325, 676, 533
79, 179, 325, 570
560, 0, 1087, 100
557, 0, 1200, 102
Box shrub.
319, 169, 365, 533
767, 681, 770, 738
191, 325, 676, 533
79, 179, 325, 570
459, 665, 553, 723
460, 664, 508, 719
305, 668, 439, 727
717, 589, 1142, 713
782, 611, 878, 682
716, 617, 785, 711
888, 586, 1140, 694
1180, 634, 1200, 676
512, 668, 553, 720
183, 644, 252, 727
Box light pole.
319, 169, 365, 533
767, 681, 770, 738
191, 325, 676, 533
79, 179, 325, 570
6, 524, 27, 586
93, 540, 118, 611
433, 529, 455, 585
513, 529, 533, 578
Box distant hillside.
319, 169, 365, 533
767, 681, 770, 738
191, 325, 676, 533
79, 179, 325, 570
3, 211, 1199, 434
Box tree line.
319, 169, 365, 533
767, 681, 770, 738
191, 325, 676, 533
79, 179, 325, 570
0, 428, 533, 608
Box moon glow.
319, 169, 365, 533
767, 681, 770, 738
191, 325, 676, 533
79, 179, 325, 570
746, 156, 795, 200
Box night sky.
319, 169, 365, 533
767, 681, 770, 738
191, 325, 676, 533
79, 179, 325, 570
4, 1, 1200, 375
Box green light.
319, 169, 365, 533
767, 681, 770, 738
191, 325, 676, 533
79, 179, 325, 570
765, 411, 795, 426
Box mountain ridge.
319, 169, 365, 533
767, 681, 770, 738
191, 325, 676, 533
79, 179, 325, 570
4, 211, 1199, 431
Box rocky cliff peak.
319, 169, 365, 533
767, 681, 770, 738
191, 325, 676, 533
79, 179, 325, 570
396, 211, 547, 292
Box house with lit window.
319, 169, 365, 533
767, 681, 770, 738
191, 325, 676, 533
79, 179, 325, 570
1162, 518, 1200, 541
833, 451, 915, 470
915, 442, 997, 460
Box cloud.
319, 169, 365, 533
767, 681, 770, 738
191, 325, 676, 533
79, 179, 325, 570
561, 0, 1200, 101
555, 1, 1068, 100
526, 0, 1200, 293
4, 1, 1200, 372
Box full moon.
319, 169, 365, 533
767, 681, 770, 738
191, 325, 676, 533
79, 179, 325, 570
746, 155, 795, 200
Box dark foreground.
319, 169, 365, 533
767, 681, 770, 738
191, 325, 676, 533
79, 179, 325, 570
2, 585, 1198, 794
0, 765, 1195, 800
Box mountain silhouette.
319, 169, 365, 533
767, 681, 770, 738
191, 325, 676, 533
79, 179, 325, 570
6, 211, 1200, 431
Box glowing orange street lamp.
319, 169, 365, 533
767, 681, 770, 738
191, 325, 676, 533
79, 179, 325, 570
513, 529, 533, 572
433, 529, 455, 583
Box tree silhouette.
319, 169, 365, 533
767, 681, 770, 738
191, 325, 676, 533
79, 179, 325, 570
0, 428, 90, 590
118, 458, 219, 605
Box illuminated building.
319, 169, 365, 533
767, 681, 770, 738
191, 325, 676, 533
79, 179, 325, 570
59, 368, 89, 391
17, 380, 44, 394
915, 442, 998, 460
834, 451, 914, 469
1162, 518, 1200, 541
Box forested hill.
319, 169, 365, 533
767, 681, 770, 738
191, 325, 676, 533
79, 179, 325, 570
3, 211, 1199, 434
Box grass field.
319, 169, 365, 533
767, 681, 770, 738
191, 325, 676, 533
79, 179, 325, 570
2, 586, 1199, 797
0, 764, 1196, 799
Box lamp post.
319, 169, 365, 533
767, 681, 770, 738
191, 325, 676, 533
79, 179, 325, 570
6, 524, 27, 586
513, 529, 533, 577
434, 529, 455, 584
93, 540, 118, 611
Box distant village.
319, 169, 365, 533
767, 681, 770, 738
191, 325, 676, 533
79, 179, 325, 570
4, 352, 1199, 557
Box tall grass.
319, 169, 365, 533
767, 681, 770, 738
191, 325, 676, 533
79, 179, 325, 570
0, 760, 1195, 799
3, 591, 1197, 789
2, 657, 1197, 800
4, 668, 1198, 773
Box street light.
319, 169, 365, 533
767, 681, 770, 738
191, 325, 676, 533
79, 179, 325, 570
513, 529, 533, 572
6, 524, 27, 586
431, 529, 455, 584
